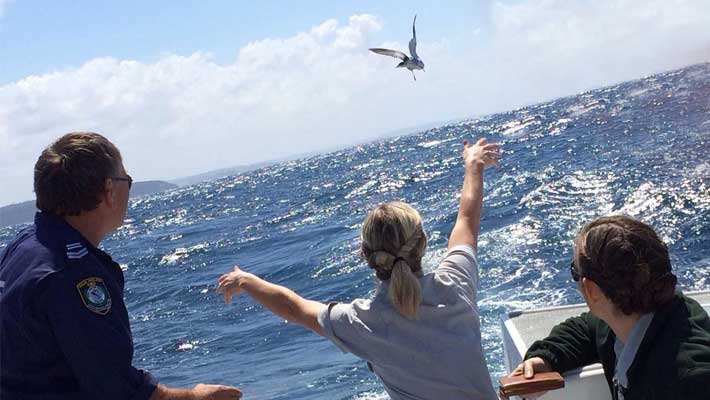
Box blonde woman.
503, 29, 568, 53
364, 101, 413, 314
217, 138, 501, 400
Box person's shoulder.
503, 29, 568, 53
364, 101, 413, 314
434, 244, 478, 286
320, 298, 377, 336
335, 297, 386, 324
437, 244, 477, 269
1, 224, 38, 260
643, 295, 710, 377
676, 297, 710, 360
2, 225, 68, 275
660, 294, 710, 337
340, 297, 378, 319
679, 294, 709, 317
444, 244, 477, 260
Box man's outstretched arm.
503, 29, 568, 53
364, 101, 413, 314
150, 383, 242, 400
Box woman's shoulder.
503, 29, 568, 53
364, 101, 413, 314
429, 245, 479, 296
331, 296, 388, 321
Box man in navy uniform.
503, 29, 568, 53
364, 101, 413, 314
0, 132, 241, 400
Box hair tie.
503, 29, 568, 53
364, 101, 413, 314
393, 257, 407, 266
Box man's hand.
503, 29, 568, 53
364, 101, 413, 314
216, 265, 252, 304
462, 138, 501, 168
508, 357, 553, 398
193, 383, 242, 400
150, 383, 242, 400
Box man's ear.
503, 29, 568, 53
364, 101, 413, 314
103, 178, 117, 210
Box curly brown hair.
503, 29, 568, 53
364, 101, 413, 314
34, 132, 123, 216
574, 215, 677, 315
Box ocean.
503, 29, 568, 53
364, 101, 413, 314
1, 63, 709, 399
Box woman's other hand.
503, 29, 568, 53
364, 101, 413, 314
462, 138, 501, 168
216, 265, 250, 303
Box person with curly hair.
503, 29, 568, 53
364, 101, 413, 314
508, 215, 710, 400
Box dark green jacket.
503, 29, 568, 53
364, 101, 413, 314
525, 294, 710, 400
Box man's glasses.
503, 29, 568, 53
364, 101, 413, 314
110, 174, 133, 190
570, 261, 581, 282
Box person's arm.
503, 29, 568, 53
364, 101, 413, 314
448, 138, 500, 251
514, 312, 601, 376
216, 265, 327, 336
149, 384, 241, 400
505, 313, 601, 399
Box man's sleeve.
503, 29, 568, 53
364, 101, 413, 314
525, 312, 601, 373
42, 273, 158, 400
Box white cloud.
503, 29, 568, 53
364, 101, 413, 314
484, 0, 710, 100
0, 14, 458, 204
1, 3, 710, 205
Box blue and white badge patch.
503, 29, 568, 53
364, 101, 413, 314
76, 277, 112, 315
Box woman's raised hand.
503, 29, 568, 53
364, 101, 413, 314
216, 265, 249, 304
462, 138, 501, 168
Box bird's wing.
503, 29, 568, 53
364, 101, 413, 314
369, 48, 409, 61
409, 14, 418, 59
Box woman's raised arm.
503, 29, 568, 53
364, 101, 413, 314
447, 138, 500, 250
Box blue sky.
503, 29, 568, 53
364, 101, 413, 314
0, 0, 486, 84
1, 0, 709, 206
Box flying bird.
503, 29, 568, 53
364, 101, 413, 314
369, 15, 425, 81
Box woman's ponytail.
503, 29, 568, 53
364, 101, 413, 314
361, 201, 427, 319
389, 258, 422, 319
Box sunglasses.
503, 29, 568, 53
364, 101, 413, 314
570, 261, 581, 282
110, 174, 133, 190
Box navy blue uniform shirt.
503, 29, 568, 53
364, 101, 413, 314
0, 212, 158, 400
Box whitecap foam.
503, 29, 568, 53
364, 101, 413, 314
500, 118, 538, 136
417, 137, 455, 148
350, 390, 389, 400
159, 243, 209, 265
345, 180, 378, 199
176, 340, 199, 351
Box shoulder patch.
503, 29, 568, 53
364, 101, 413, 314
66, 243, 88, 259
76, 277, 112, 315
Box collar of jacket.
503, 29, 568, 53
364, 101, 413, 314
603, 294, 685, 390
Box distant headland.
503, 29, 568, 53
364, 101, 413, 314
0, 180, 178, 228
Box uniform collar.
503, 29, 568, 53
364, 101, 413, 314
34, 212, 116, 265
35, 212, 91, 249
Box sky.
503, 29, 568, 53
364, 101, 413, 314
1, 0, 709, 206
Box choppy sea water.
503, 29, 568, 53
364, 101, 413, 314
2, 63, 709, 399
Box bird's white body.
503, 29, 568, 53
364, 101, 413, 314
369, 15, 425, 80
397, 59, 425, 72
